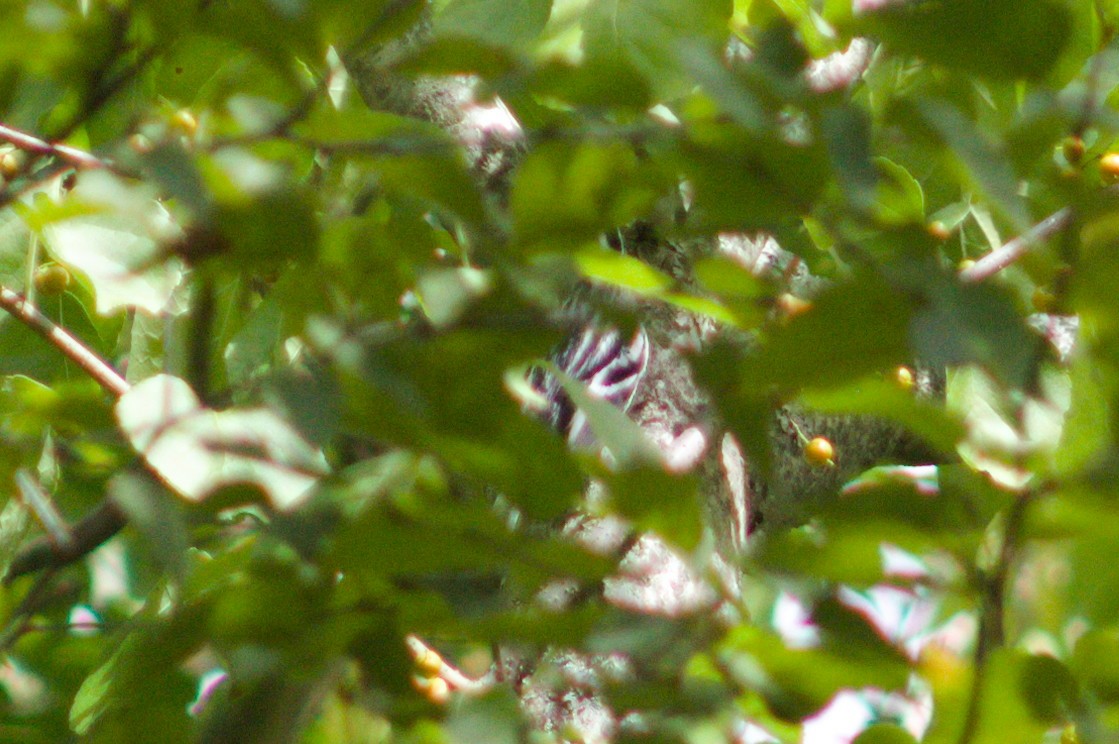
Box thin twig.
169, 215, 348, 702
0, 123, 109, 171
0, 286, 130, 397
0, 289, 131, 581
0, 570, 61, 649
955, 488, 1034, 744
14, 469, 74, 552
958, 208, 1071, 283
405, 634, 496, 695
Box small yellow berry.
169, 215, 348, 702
171, 109, 198, 136
804, 437, 835, 467
894, 365, 915, 391
33, 264, 71, 295
957, 258, 976, 272
413, 646, 444, 677
776, 292, 812, 319
926, 221, 951, 241
412, 675, 450, 704
1100, 152, 1119, 184
0, 150, 27, 180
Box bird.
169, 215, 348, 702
532, 324, 650, 450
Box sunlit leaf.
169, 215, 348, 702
115, 375, 329, 509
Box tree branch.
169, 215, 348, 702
955, 486, 1034, 744
958, 208, 1071, 284
4, 501, 126, 584
0, 123, 109, 171
0, 288, 132, 581
0, 286, 130, 397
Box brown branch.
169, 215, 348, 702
955, 487, 1034, 744
5, 501, 126, 584
0, 286, 130, 397
0, 289, 132, 581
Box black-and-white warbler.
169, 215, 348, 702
533, 324, 650, 449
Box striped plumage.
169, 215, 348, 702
535, 325, 650, 449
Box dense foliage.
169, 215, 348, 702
0, 0, 1116, 742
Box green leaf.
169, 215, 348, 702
872, 156, 924, 225
720, 622, 909, 722
853, 723, 918, 744
854, 0, 1072, 82
115, 374, 329, 510
575, 249, 672, 295
435, 0, 552, 49
38, 172, 185, 315
675, 123, 831, 230
108, 472, 191, 582
908, 271, 1038, 388
738, 271, 913, 395
801, 378, 963, 457
582, 0, 732, 100
892, 98, 1030, 231
511, 140, 663, 248
968, 649, 1067, 744
69, 644, 120, 736
416, 267, 493, 329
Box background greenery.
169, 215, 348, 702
0, 0, 1114, 742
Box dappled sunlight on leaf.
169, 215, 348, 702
115, 375, 328, 510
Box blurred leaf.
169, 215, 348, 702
108, 472, 190, 582
675, 124, 830, 230
575, 249, 673, 295
395, 35, 520, 78
511, 140, 663, 248
738, 271, 912, 395
890, 98, 1029, 231
801, 379, 963, 457
582, 0, 732, 100
416, 267, 493, 329
948, 365, 1068, 489
908, 272, 1038, 388
529, 56, 652, 110
435, 0, 551, 49
314, 321, 584, 520
873, 156, 924, 225
853, 723, 918, 744
69, 605, 203, 741
603, 465, 702, 550
115, 374, 329, 509
968, 649, 1068, 743
720, 623, 909, 722
38, 173, 185, 316
224, 293, 283, 386
854, 0, 1071, 81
